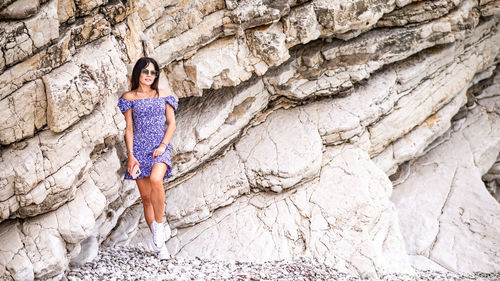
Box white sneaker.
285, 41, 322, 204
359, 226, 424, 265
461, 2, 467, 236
152, 221, 165, 250
151, 221, 160, 251
158, 242, 171, 260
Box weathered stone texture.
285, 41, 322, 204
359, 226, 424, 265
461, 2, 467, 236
0, 0, 59, 69
377, 0, 460, 27
0, 79, 46, 145
170, 79, 270, 175
0, 0, 40, 20
0, 29, 73, 100
74, 0, 107, 16
165, 146, 413, 279
24, 0, 59, 49
267, 0, 483, 100
234, 106, 323, 193
44, 36, 128, 133
57, 0, 75, 23
0, 94, 122, 222
391, 93, 500, 272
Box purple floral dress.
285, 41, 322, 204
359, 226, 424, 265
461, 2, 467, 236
117, 96, 178, 180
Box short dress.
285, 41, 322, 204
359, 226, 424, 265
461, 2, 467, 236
117, 95, 178, 180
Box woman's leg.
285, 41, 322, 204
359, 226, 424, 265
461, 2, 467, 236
135, 178, 155, 230
149, 162, 168, 223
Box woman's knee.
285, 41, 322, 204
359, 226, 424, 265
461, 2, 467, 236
141, 194, 152, 206
150, 175, 164, 189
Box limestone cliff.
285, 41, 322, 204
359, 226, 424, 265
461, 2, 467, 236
0, 0, 499, 280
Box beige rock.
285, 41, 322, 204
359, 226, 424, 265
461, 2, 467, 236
267, 0, 481, 100
100, 0, 134, 25
167, 31, 286, 95
0, 49, 4, 72
0, 144, 88, 222
43, 36, 127, 133
480, 0, 500, 16
22, 215, 67, 280
70, 235, 98, 266
183, 36, 254, 89
55, 179, 106, 244
0, 138, 45, 221
282, 3, 321, 46
368, 18, 500, 156
163, 0, 481, 98
0, 221, 34, 280
166, 146, 413, 279
374, 64, 499, 176
377, 0, 459, 27
296, 22, 496, 152
143, 0, 224, 48
136, 0, 177, 27
468, 96, 500, 174
0, 29, 73, 100
484, 153, 500, 202
170, 79, 270, 178
235, 106, 323, 192
114, 12, 146, 64
391, 95, 500, 272
86, 149, 139, 244
225, 0, 290, 30
41, 93, 122, 176
373, 92, 467, 175
88, 146, 122, 200
166, 149, 249, 228
168, 11, 499, 208
24, 0, 59, 48
57, 0, 75, 23
408, 255, 448, 271
103, 202, 150, 247
246, 21, 290, 67
0, 94, 121, 222
314, 0, 396, 36
154, 10, 227, 66
143, 6, 192, 48
301, 67, 398, 146
0, 150, 116, 279
71, 14, 111, 47
0, 0, 39, 20
74, 0, 106, 16
0, 79, 46, 145
2, 24, 33, 67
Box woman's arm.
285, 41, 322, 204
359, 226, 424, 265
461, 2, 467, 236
123, 108, 134, 156
161, 104, 176, 145
153, 89, 177, 159
121, 93, 141, 172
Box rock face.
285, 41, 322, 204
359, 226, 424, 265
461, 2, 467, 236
166, 145, 413, 277
391, 85, 500, 272
0, 0, 499, 280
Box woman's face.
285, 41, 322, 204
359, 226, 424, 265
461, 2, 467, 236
139, 62, 157, 87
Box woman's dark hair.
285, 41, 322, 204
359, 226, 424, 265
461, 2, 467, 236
130, 57, 160, 92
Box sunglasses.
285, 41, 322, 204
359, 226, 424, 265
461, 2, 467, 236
141, 69, 158, 76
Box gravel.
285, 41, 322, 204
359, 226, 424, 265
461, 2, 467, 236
66, 247, 500, 281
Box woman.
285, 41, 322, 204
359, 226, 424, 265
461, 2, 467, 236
117, 57, 178, 260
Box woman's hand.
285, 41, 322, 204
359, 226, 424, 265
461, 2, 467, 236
127, 154, 141, 175
153, 143, 166, 159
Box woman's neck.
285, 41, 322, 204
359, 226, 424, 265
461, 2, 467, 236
136, 84, 153, 94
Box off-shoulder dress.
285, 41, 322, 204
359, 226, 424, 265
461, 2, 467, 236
117, 95, 178, 180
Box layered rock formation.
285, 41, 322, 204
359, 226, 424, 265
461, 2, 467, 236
0, 0, 499, 280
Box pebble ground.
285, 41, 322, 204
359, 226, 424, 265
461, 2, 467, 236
66, 247, 500, 281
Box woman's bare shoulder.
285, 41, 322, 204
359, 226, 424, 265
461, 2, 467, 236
120, 91, 135, 101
